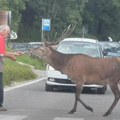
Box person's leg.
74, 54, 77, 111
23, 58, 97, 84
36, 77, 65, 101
0, 72, 3, 107
0, 72, 7, 111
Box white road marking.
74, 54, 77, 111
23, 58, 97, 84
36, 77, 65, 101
53, 118, 84, 120
0, 115, 27, 120
4, 77, 45, 92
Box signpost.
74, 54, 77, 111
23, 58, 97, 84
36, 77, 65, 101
41, 18, 51, 42
42, 19, 51, 31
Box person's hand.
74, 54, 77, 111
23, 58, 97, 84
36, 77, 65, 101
4, 53, 16, 61
7, 54, 16, 61
5, 51, 25, 61
13, 51, 25, 56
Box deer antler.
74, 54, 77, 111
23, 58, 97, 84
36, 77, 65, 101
41, 23, 76, 46
51, 23, 76, 45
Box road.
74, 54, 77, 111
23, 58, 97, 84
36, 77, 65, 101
0, 78, 120, 120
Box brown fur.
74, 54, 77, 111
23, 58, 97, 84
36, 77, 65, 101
32, 44, 120, 116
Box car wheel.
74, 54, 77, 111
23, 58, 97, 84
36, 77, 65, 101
45, 84, 53, 91
97, 87, 105, 94
104, 85, 107, 90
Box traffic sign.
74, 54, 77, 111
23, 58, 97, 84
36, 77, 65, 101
42, 19, 51, 31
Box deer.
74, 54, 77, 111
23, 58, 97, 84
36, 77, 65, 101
31, 24, 120, 116
31, 42, 120, 117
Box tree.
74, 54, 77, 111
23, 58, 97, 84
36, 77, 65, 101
0, 0, 27, 32
18, 0, 87, 42
83, 0, 120, 41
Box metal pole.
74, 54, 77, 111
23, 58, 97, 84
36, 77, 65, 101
41, 18, 44, 43
82, 26, 85, 38
41, 30, 44, 42
8, 11, 11, 44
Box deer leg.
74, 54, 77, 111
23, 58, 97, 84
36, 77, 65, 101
68, 95, 78, 114
103, 83, 120, 116
69, 85, 93, 114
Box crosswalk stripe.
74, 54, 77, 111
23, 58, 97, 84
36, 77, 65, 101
53, 117, 84, 120
0, 115, 27, 120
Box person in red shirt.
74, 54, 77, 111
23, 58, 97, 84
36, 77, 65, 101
0, 24, 23, 111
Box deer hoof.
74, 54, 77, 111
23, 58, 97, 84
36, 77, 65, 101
86, 106, 93, 113
103, 112, 110, 117
68, 110, 76, 114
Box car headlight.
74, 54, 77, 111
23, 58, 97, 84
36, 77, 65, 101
48, 78, 55, 82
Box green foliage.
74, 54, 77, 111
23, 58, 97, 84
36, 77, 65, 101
0, 0, 9, 10
18, 0, 87, 42
0, 0, 27, 32
4, 59, 37, 86
83, 0, 120, 40
8, 0, 27, 31
17, 25, 41, 42
16, 54, 46, 70
1, 0, 120, 42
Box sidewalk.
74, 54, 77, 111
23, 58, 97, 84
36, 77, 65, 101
16, 61, 46, 78
32, 69, 46, 78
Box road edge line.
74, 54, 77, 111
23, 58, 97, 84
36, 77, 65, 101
5, 77, 45, 92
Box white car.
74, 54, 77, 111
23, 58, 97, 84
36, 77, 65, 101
45, 38, 107, 94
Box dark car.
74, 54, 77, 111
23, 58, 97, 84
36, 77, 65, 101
28, 42, 43, 49
12, 43, 30, 52
99, 41, 120, 57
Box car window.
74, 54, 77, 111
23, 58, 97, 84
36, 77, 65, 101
57, 42, 102, 57
100, 42, 120, 53
30, 44, 42, 49
12, 44, 30, 52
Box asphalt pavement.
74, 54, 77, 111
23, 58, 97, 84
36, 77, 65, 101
0, 70, 119, 120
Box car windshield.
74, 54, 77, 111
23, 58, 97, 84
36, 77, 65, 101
57, 42, 102, 57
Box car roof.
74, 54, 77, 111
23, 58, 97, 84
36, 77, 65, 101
28, 42, 43, 45
61, 38, 99, 43
99, 41, 120, 46
99, 41, 119, 43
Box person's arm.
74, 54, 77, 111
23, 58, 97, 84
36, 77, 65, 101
4, 51, 24, 61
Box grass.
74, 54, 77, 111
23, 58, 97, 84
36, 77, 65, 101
3, 53, 46, 86
4, 59, 37, 86
16, 53, 46, 70
7, 44, 46, 70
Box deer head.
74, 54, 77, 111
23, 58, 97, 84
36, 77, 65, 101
31, 23, 76, 59
31, 43, 53, 61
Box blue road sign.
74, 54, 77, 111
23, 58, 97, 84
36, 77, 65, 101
42, 19, 51, 32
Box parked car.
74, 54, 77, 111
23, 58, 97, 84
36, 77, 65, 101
28, 42, 43, 49
99, 41, 120, 57
12, 43, 30, 52
46, 38, 107, 94
29, 42, 44, 58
